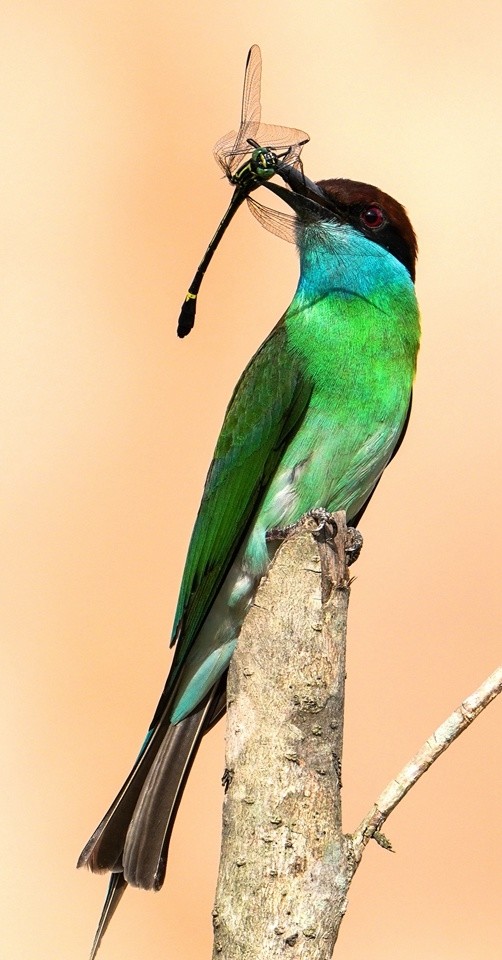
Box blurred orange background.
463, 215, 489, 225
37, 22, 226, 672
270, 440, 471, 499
1, 2, 500, 959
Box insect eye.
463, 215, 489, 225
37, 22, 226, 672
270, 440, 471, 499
360, 205, 386, 229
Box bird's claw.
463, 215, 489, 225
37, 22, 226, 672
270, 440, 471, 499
265, 519, 303, 542
345, 528, 363, 566
266, 510, 362, 567
266, 508, 335, 542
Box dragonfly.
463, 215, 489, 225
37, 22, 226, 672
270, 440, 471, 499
177, 44, 310, 337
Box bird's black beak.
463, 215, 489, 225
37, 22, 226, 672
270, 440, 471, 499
278, 164, 326, 202
263, 166, 334, 224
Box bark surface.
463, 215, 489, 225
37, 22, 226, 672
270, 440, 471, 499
210, 515, 501, 959
212, 514, 355, 960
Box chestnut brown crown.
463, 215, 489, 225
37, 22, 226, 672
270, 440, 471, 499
315, 178, 418, 281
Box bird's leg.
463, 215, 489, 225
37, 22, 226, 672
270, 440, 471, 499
265, 508, 333, 543
309, 511, 363, 568
266, 519, 304, 542
266, 510, 362, 566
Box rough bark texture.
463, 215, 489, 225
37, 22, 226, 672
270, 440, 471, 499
210, 513, 501, 960
211, 514, 355, 960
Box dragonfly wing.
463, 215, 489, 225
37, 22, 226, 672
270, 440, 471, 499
214, 45, 263, 177
242, 122, 309, 154
246, 196, 298, 244
213, 129, 239, 174
213, 43, 309, 178
216, 122, 309, 169
240, 44, 262, 129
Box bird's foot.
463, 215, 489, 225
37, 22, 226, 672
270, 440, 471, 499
266, 510, 362, 566
310, 511, 363, 567
307, 507, 335, 531
266, 508, 333, 542
265, 519, 303, 542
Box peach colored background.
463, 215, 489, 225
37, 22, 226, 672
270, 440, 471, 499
1, 2, 500, 959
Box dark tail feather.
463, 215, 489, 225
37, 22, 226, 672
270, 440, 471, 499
78, 702, 177, 875
79, 676, 227, 956
122, 685, 222, 889
89, 873, 128, 960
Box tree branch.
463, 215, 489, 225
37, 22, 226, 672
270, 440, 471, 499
350, 665, 502, 864
211, 515, 501, 959
211, 513, 354, 959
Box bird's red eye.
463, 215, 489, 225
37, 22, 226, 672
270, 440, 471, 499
360, 205, 385, 229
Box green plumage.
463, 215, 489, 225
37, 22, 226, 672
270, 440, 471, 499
171, 323, 312, 666
169, 213, 419, 721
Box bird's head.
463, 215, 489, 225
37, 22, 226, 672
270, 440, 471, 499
264, 169, 417, 282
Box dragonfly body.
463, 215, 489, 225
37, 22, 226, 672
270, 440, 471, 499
178, 139, 297, 339
177, 47, 309, 337
230, 139, 294, 187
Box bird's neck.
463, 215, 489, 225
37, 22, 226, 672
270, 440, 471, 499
284, 221, 420, 382
294, 220, 414, 306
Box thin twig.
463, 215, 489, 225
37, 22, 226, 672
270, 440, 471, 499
351, 665, 502, 863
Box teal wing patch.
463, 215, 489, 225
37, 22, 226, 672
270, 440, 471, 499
169, 323, 312, 683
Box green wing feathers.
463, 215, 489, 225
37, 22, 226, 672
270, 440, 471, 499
170, 324, 312, 674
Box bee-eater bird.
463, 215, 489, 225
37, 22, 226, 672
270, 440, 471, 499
79, 171, 420, 957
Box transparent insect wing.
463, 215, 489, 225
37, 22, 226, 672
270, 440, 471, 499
213, 44, 263, 177
246, 197, 298, 244
214, 123, 309, 178
213, 43, 309, 179
239, 43, 262, 134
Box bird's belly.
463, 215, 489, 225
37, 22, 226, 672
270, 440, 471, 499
257, 406, 405, 533
171, 405, 407, 723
